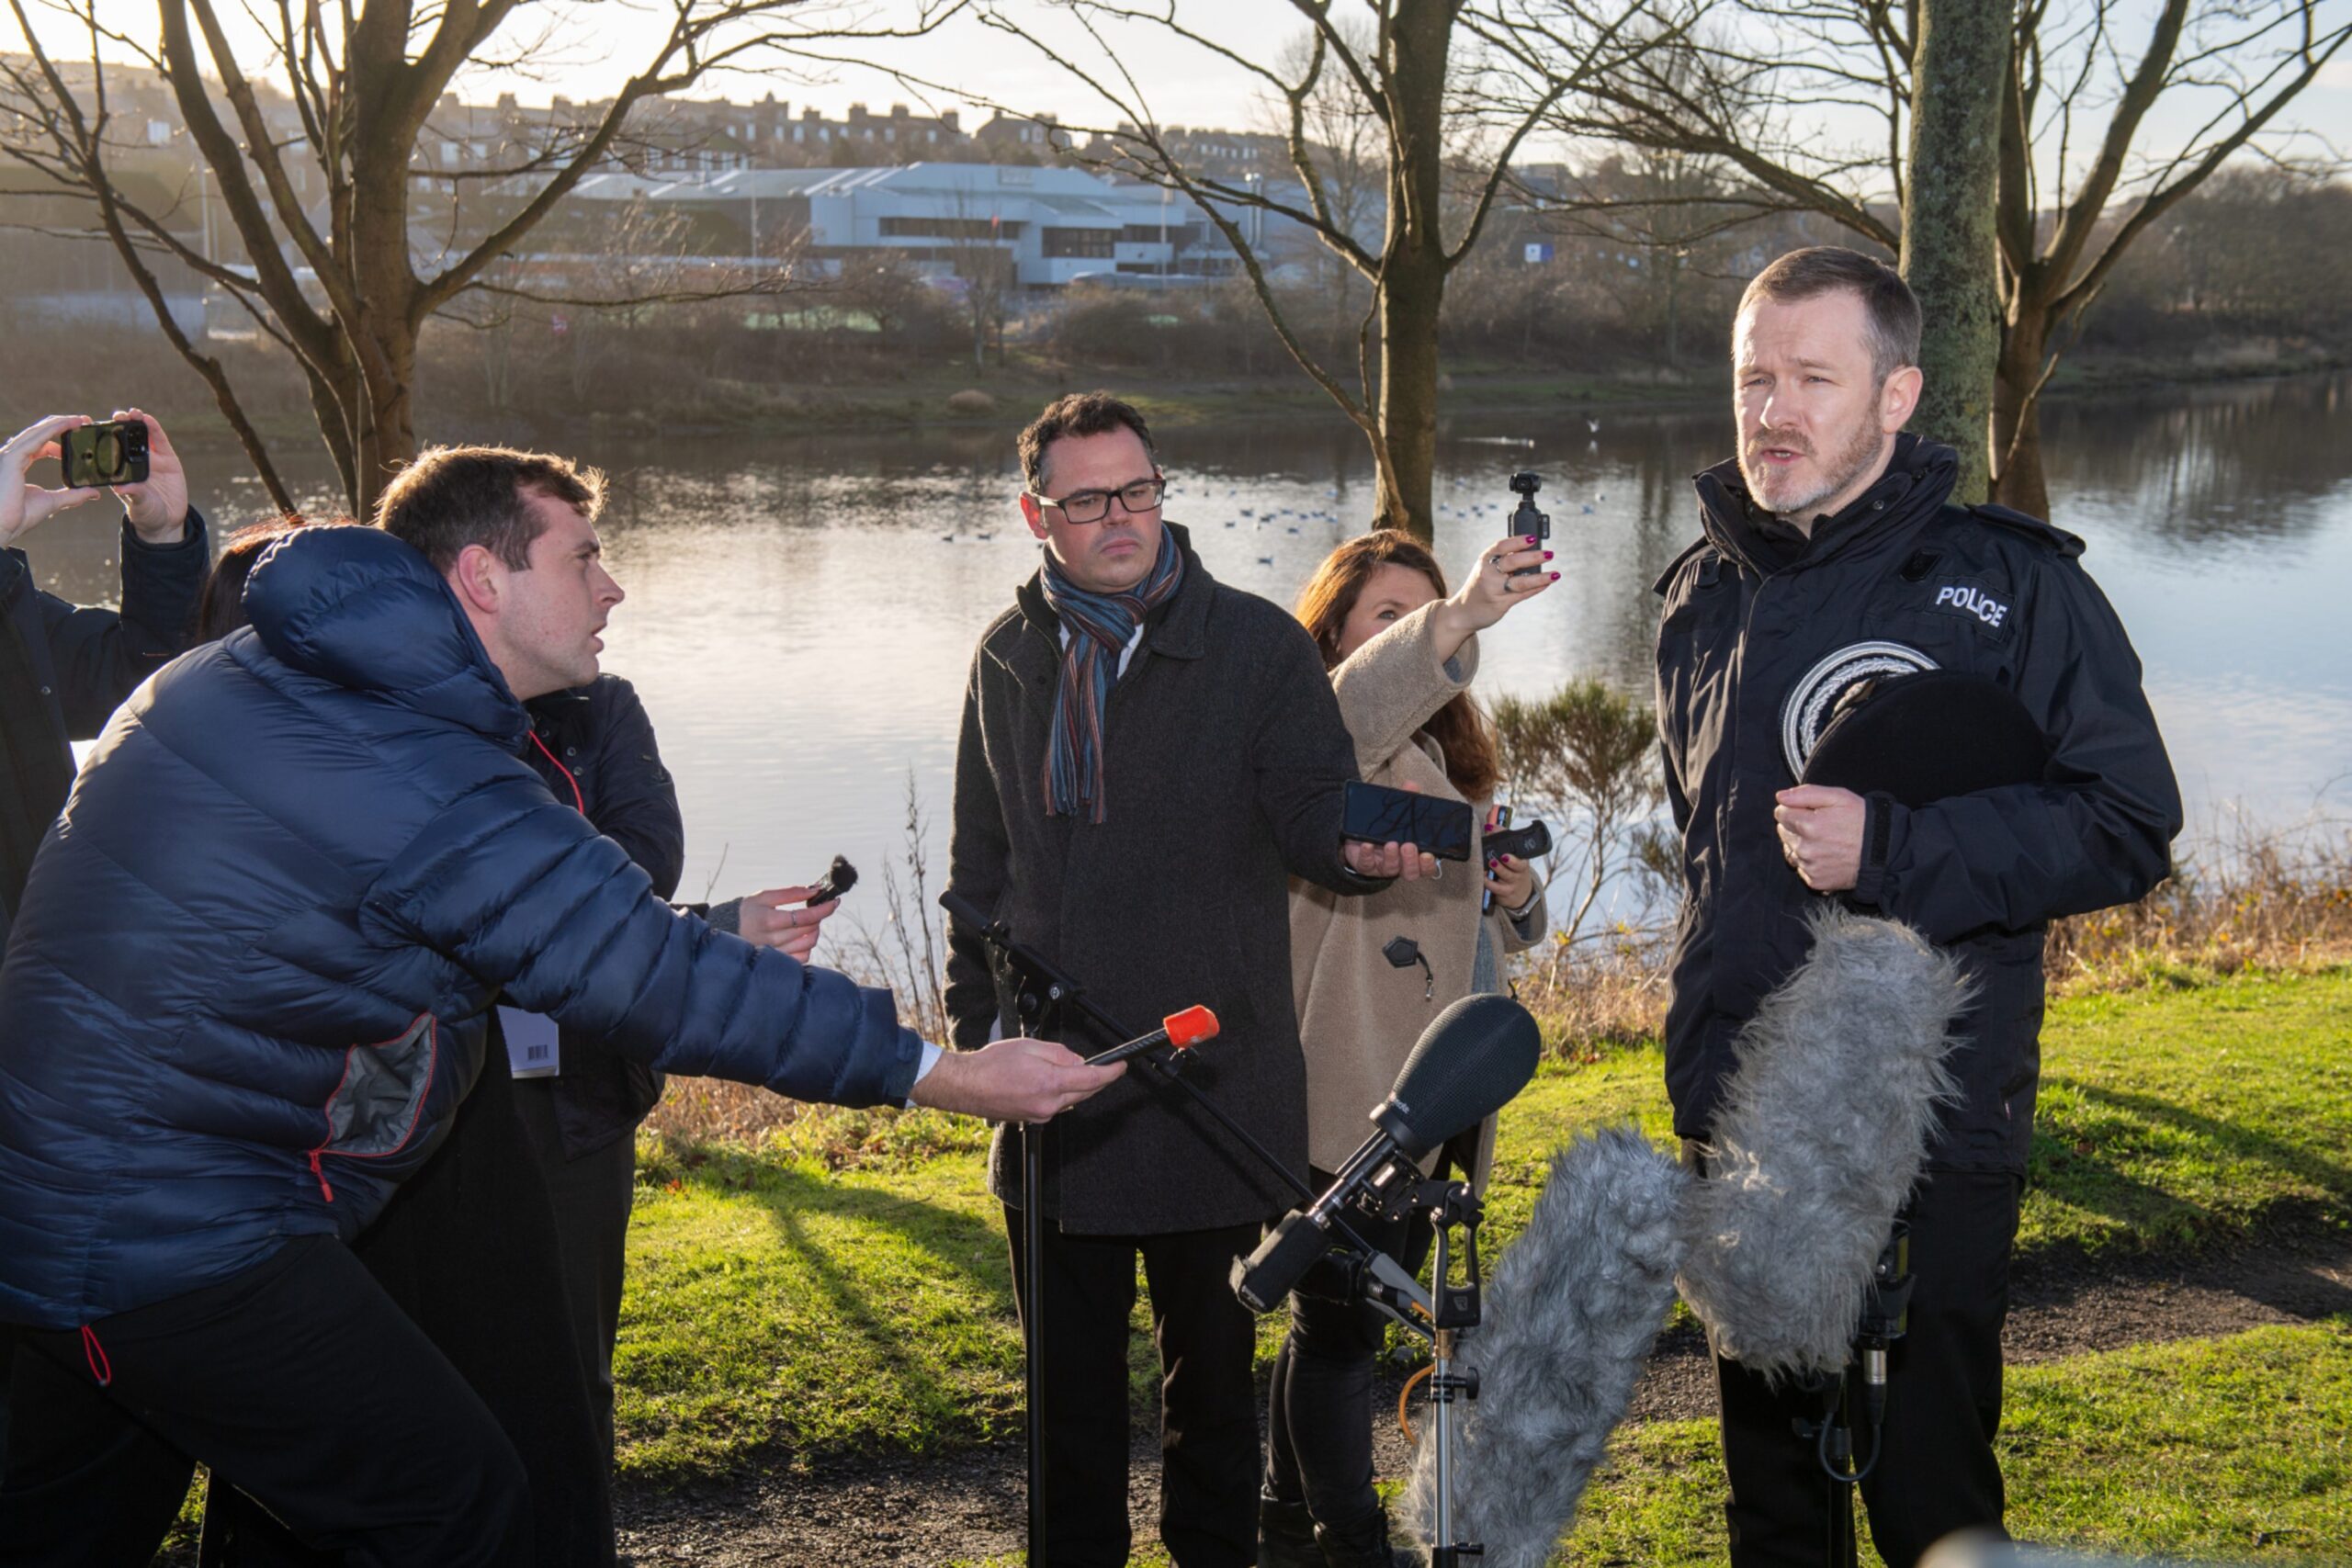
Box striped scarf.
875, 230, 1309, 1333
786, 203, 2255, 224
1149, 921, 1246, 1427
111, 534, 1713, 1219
1039, 531, 1185, 823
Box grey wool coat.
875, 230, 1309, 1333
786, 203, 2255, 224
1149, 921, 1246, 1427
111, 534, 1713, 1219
1290, 601, 1544, 1183
944, 524, 1377, 1235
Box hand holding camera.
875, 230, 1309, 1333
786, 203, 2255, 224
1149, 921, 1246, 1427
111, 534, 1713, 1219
0, 415, 99, 549
102, 408, 189, 544
1, 410, 188, 551
1457, 528, 1557, 626
736, 884, 839, 959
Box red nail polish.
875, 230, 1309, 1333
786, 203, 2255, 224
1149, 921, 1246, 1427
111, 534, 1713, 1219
1550, 571, 1561, 581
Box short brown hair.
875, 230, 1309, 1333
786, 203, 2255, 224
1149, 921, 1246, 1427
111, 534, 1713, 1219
1018, 391, 1157, 493
1737, 246, 1922, 385
374, 446, 605, 572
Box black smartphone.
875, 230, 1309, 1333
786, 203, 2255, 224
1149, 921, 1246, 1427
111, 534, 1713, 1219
1341, 780, 1475, 862
62, 419, 149, 490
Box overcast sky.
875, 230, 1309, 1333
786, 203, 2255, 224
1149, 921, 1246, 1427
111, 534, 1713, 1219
47, 0, 2352, 186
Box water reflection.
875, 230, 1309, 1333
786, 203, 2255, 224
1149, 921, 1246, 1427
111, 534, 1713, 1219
2040, 376, 2349, 553
32, 373, 2352, 897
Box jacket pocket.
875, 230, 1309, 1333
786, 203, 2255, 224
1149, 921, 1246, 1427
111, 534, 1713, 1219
306, 1013, 438, 1201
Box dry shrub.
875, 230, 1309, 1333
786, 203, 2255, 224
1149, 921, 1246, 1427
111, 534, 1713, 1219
1518, 811, 2352, 1060
644, 811, 2352, 1140
2047, 810, 2352, 989
641, 1077, 803, 1145
1512, 932, 1670, 1059
640, 1082, 987, 1174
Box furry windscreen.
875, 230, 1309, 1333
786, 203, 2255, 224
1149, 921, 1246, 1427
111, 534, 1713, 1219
1405, 1126, 1686, 1568
1675, 907, 1971, 1384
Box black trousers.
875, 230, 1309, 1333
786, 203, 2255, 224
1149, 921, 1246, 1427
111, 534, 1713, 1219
0, 1235, 529, 1568
198, 1044, 613, 1567
1005, 1203, 1264, 1568
1715, 1166, 2023, 1568
1262, 1166, 1434, 1532
513, 1075, 639, 1471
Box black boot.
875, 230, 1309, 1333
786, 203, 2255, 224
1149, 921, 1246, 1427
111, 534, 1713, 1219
1260, 1495, 1324, 1568
1314, 1506, 1418, 1568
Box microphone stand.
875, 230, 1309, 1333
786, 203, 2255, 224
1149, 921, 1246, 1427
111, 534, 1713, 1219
1337, 1173, 1489, 1567
1794, 1221, 1913, 1568
939, 893, 1316, 1567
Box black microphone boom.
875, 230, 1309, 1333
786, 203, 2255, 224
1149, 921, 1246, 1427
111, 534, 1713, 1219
1233, 994, 1541, 1314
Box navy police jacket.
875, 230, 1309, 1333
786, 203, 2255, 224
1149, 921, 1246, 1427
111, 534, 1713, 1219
0, 525, 922, 1330
1653, 435, 2181, 1172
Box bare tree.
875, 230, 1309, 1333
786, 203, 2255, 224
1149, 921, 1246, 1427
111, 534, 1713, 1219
0, 0, 964, 513
1557, 0, 2352, 516
943, 182, 1013, 370
901, 1, 1678, 540
1255, 19, 1383, 355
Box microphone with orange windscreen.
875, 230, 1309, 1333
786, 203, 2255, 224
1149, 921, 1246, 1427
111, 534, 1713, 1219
1082, 1006, 1219, 1067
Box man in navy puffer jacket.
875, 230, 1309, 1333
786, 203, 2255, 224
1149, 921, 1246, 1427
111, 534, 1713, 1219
0, 446, 1120, 1567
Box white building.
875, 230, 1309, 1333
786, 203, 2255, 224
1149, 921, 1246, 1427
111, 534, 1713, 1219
557, 162, 1244, 288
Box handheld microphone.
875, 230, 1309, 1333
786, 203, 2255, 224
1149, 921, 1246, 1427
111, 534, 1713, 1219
1082, 1006, 1219, 1067
1233, 994, 1541, 1314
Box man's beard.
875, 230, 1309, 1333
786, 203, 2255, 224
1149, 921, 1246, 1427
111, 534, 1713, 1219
1739, 413, 1885, 519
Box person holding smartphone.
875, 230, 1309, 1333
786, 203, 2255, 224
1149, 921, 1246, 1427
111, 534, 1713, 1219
0, 408, 204, 1476
0, 409, 206, 949
1265, 529, 1556, 1568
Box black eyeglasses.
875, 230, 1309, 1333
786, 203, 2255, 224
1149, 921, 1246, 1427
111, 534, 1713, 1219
1028, 477, 1167, 525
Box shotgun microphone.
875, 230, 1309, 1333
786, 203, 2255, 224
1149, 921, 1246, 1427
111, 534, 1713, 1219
1233, 993, 1541, 1314
1082, 1006, 1219, 1067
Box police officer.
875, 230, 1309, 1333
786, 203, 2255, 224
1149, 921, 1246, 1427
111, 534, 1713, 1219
1653, 247, 2182, 1566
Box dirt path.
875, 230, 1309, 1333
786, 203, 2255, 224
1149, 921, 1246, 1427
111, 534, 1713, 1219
610, 1232, 2352, 1566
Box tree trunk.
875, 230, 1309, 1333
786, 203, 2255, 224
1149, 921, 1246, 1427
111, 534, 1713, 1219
1369, 0, 1454, 543
358, 326, 421, 518
1374, 256, 1443, 541
1899, 0, 2010, 504
1990, 303, 2055, 519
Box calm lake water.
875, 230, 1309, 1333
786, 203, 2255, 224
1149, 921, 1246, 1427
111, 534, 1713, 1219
36, 373, 2352, 917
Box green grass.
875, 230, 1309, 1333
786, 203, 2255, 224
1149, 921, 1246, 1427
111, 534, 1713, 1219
1564, 1320, 2352, 1566
2021, 973, 2352, 1254
618, 1140, 1023, 1476
939, 1323, 2352, 1566
1476, 968, 2352, 1264
614, 968, 2352, 1480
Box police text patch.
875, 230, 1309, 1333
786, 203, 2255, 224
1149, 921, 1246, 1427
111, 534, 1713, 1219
1929, 579, 2011, 631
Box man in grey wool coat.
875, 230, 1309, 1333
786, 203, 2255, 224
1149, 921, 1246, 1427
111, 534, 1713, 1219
944, 390, 1429, 1568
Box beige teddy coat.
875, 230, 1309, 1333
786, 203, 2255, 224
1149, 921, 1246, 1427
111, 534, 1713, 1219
1288, 600, 1546, 1185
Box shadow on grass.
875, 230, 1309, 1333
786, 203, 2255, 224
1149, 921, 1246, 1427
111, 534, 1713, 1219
661, 1148, 1014, 1310
2082, 1083, 2352, 1199
2021, 1077, 2352, 1319
2030, 1078, 2352, 1240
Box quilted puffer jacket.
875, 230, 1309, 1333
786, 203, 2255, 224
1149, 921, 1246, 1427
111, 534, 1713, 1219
0, 525, 922, 1331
